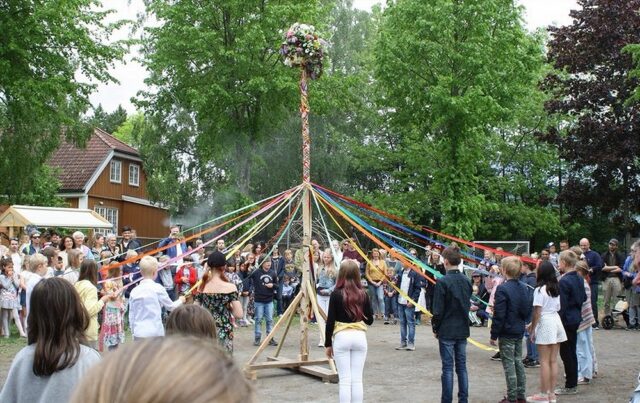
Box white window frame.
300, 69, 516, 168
110, 160, 122, 183
129, 163, 140, 187
94, 206, 119, 236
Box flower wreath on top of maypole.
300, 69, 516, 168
280, 23, 326, 79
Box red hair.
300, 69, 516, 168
198, 266, 228, 292
336, 260, 367, 321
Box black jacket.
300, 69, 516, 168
490, 279, 532, 340
244, 268, 278, 303
432, 269, 472, 340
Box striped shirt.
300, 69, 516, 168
578, 279, 595, 332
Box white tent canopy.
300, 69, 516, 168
0, 205, 113, 229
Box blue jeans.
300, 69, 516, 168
384, 294, 398, 318
276, 281, 285, 315
254, 301, 274, 339
524, 329, 538, 361
439, 338, 468, 403
368, 283, 385, 316
398, 304, 415, 344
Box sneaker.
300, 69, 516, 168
253, 337, 261, 346
491, 352, 501, 361
554, 387, 577, 395
395, 344, 407, 350
522, 358, 531, 365
392, 319, 398, 325
526, 393, 549, 402
577, 377, 590, 385
268, 339, 279, 346
592, 323, 599, 330
524, 359, 540, 368
547, 392, 556, 403
383, 318, 390, 325
406, 343, 415, 351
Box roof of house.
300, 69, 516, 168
49, 128, 139, 192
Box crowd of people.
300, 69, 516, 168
1, 223, 639, 403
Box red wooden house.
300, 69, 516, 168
48, 128, 168, 241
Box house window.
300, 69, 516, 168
110, 160, 122, 183
129, 163, 140, 186
94, 206, 119, 236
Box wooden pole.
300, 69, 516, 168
300, 68, 312, 361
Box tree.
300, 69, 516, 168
91, 104, 128, 134
0, 1, 126, 205
543, 0, 640, 246
113, 112, 144, 147
374, 0, 547, 239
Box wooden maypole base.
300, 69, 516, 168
244, 280, 338, 383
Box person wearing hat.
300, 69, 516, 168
600, 238, 626, 320
21, 231, 42, 256
194, 251, 243, 354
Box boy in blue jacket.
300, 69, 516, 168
490, 256, 532, 403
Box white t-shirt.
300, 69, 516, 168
533, 285, 561, 316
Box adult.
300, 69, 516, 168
215, 238, 226, 253
58, 235, 75, 269
559, 240, 570, 252
324, 260, 374, 403
101, 234, 122, 264
21, 231, 41, 255
623, 242, 640, 330
600, 238, 625, 320
317, 248, 338, 318
342, 238, 363, 263
91, 234, 106, 262
432, 246, 472, 403
270, 247, 286, 316
0, 278, 102, 403
331, 239, 343, 264
72, 231, 94, 261
158, 225, 187, 269
579, 238, 603, 328
195, 251, 243, 354
244, 257, 278, 346
119, 226, 141, 254
48, 231, 61, 249
365, 248, 387, 320
395, 261, 424, 351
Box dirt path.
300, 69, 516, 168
1, 321, 637, 402
233, 321, 638, 403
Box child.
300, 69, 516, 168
69, 336, 254, 403
244, 257, 278, 346
24, 253, 48, 324
383, 266, 398, 325
174, 258, 197, 300
520, 259, 539, 368
62, 248, 83, 284
488, 263, 505, 361
53, 256, 65, 277
0, 258, 26, 337
128, 256, 185, 339
0, 278, 102, 402
281, 276, 294, 311
122, 250, 141, 299
490, 257, 532, 403
100, 265, 126, 351
575, 261, 596, 385
166, 304, 217, 339
75, 260, 115, 349
527, 261, 567, 403
432, 246, 473, 403
41, 247, 57, 278
556, 250, 586, 396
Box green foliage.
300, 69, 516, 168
113, 112, 144, 147
90, 104, 128, 134
0, 0, 127, 205
374, 0, 549, 239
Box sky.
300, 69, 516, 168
90, 0, 579, 114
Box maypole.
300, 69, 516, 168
245, 23, 336, 382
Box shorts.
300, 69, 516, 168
535, 313, 567, 345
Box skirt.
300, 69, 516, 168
535, 313, 567, 345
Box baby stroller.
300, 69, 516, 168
602, 295, 629, 329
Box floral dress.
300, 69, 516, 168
0, 274, 20, 309
99, 279, 125, 351
195, 291, 238, 353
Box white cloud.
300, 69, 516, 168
91, 0, 579, 114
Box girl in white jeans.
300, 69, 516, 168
325, 260, 374, 403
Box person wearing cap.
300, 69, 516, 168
21, 231, 42, 256
600, 238, 626, 320
194, 251, 243, 353
119, 226, 141, 254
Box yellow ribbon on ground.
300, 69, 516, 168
312, 188, 497, 352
